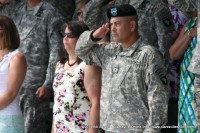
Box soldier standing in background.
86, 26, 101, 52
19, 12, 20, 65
45, 0, 75, 22
83, 0, 114, 29
11, 0, 64, 132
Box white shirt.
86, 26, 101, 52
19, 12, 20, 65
0, 50, 22, 115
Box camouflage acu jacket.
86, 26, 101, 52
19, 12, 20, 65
12, 1, 64, 94
76, 31, 169, 133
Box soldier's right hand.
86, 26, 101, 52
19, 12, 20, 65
92, 23, 110, 40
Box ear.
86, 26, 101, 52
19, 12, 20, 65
130, 21, 136, 32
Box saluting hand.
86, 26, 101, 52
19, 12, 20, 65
92, 23, 110, 40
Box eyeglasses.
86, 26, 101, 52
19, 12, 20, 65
62, 33, 77, 38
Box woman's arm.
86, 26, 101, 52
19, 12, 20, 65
84, 65, 101, 133
169, 20, 197, 60
51, 120, 54, 133
0, 53, 27, 109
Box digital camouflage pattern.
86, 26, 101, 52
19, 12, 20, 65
76, 31, 169, 133
11, 1, 64, 132
45, 0, 75, 22
170, 0, 198, 11
84, 0, 174, 64
131, 0, 174, 62
0, 4, 11, 16
0, 0, 20, 17
84, 0, 111, 29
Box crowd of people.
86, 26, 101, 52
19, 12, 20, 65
0, 0, 199, 133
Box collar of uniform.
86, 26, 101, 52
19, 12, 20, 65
117, 37, 142, 57
24, 1, 44, 16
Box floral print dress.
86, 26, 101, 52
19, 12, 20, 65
53, 61, 91, 133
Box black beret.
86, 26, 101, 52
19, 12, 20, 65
107, 4, 137, 19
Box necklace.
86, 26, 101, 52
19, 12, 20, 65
68, 59, 78, 67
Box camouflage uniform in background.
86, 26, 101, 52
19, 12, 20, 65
0, 4, 11, 16
11, 1, 64, 133
0, 0, 20, 17
83, 0, 111, 29
170, 0, 197, 11
84, 0, 174, 61
129, 0, 174, 63
45, 0, 75, 22
76, 31, 169, 133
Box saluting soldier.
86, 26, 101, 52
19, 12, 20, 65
76, 4, 169, 133
0, 0, 20, 17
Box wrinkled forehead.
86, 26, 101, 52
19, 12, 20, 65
110, 16, 132, 23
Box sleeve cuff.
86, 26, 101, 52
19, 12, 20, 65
90, 30, 101, 42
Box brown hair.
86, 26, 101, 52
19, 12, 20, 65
0, 15, 20, 50
60, 21, 90, 64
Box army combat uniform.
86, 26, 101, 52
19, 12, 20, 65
76, 31, 169, 133
11, 1, 64, 133
0, 0, 20, 17
45, 0, 75, 22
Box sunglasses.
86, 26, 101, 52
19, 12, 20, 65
62, 33, 77, 38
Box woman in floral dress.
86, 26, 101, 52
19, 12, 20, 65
52, 21, 101, 133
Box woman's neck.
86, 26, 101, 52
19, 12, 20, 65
65, 55, 78, 68
0, 49, 10, 61
68, 55, 77, 62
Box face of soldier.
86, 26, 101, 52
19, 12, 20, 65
0, 0, 12, 4
110, 17, 135, 45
